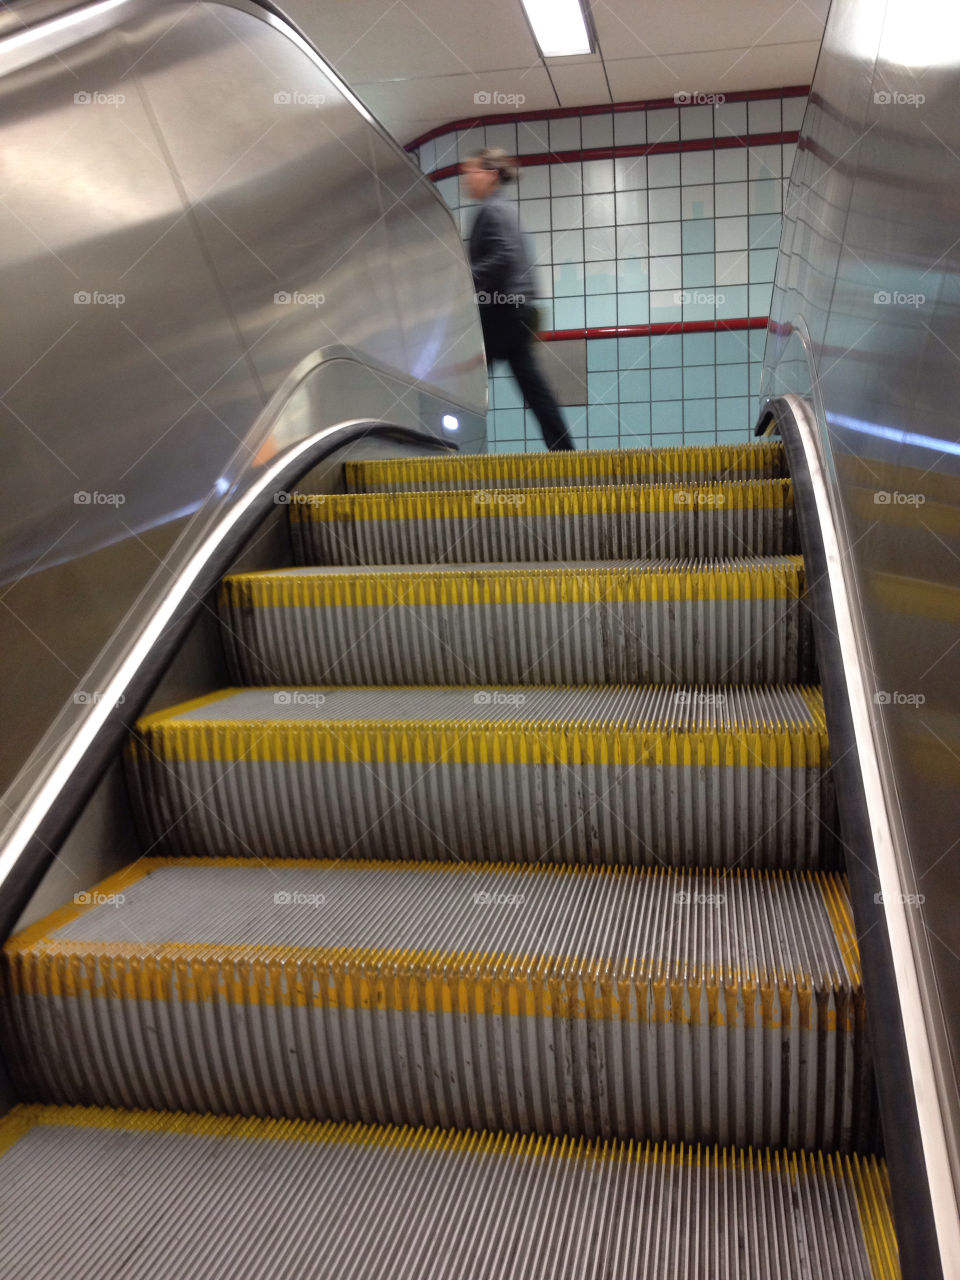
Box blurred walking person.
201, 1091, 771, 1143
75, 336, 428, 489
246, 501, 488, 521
462, 148, 575, 452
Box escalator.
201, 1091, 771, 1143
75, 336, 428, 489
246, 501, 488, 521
0, 442, 901, 1277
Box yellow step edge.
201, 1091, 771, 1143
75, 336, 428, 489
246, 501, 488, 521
290, 479, 794, 523
220, 560, 807, 611
345, 442, 786, 490
129, 719, 828, 769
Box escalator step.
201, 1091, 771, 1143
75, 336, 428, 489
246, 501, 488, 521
344, 441, 786, 492
3, 858, 875, 1152
127, 684, 837, 868
288, 480, 796, 566
0, 1105, 898, 1280
220, 556, 814, 688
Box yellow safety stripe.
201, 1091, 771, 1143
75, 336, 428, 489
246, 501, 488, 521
289, 479, 794, 524
221, 559, 806, 611
850, 1153, 904, 1280
345, 442, 786, 491
6, 863, 861, 1002
0, 1104, 895, 1218
129, 717, 828, 769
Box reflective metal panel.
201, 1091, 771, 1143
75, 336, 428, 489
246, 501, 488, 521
0, 2, 485, 830
762, 0, 960, 1264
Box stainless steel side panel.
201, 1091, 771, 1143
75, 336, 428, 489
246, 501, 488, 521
762, 0, 960, 1261
0, 2, 485, 819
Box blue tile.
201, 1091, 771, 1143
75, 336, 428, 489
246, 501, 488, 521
682, 253, 715, 287
716, 397, 750, 431
749, 248, 778, 282
683, 332, 715, 366
651, 401, 683, 431
587, 338, 618, 371
493, 408, 525, 439
649, 290, 683, 324
617, 292, 650, 325
588, 370, 620, 404
553, 296, 585, 329
553, 263, 584, 297
588, 404, 620, 435
618, 336, 651, 368
683, 366, 715, 399
494, 377, 523, 410
715, 285, 749, 318
587, 436, 619, 451
650, 334, 683, 367
585, 260, 617, 295
717, 363, 749, 396
682, 427, 719, 443
620, 404, 652, 436
749, 282, 774, 314
617, 258, 649, 292
586, 293, 618, 327
619, 370, 650, 402
561, 406, 589, 444
748, 213, 782, 248
749, 331, 766, 361
651, 368, 683, 400
681, 220, 715, 254
716, 330, 752, 363
651, 432, 685, 449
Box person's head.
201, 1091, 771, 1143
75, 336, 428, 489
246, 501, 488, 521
461, 148, 519, 200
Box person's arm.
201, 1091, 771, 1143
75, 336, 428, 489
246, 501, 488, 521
470, 204, 517, 296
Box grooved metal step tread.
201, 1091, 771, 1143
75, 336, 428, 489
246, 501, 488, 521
289, 479, 796, 565
220, 556, 813, 687
4, 860, 874, 1151
0, 1106, 899, 1280
345, 441, 787, 493
127, 685, 837, 868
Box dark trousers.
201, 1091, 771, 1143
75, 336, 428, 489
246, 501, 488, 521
480, 304, 575, 452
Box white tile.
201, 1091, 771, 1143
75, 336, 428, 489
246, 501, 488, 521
584, 226, 617, 260
550, 116, 581, 151
649, 255, 682, 290
583, 193, 617, 226
581, 112, 614, 148
716, 250, 749, 285
517, 119, 550, 153
614, 155, 647, 190
582, 159, 615, 193
552, 228, 584, 263
648, 187, 681, 221
551, 196, 584, 229
749, 144, 782, 180
748, 99, 781, 135
716, 182, 748, 216
681, 184, 714, 218
518, 165, 551, 198
616, 190, 648, 224
715, 148, 747, 182
613, 110, 646, 145
484, 122, 518, 154
616, 224, 649, 258
523, 198, 552, 231
678, 104, 714, 139
647, 153, 680, 187
550, 163, 583, 196
646, 107, 679, 143
457, 127, 486, 160
715, 216, 748, 250
714, 100, 747, 137
681, 151, 714, 185
782, 97, 807, 132
649, 221, 681, 256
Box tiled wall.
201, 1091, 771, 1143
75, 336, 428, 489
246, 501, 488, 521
413, 93, 805, 452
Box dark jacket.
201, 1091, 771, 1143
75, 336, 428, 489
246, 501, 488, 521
467, 190, 534, 305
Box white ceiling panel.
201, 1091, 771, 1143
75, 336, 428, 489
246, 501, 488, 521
286, 0, 825, 145
546, 58, 613, 108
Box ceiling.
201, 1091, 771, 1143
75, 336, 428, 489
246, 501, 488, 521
281, 0, 829, 146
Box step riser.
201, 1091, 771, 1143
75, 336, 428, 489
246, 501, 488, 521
4, 985, 875, 1153
222, 595, 815, 688
128, 752, 838, 869
291, 506, 797, 567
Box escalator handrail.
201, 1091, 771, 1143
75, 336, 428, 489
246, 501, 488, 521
758, 392, 957, 1280
0, 415, 457, 940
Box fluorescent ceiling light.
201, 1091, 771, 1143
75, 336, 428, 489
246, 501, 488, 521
520, 0, 591, 57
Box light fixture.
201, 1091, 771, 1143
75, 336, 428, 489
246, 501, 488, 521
520, 0, 592, 58
442, 414, 460, 432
